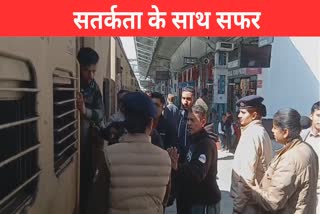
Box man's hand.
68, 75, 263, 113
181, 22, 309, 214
247, 178, 261, 200
247, 179, 260, 191
167, 147, 179, 171
76, 92, 86, 115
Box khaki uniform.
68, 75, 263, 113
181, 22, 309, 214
231, 120, 273, 213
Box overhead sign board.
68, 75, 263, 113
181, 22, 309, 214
258, 37, 274, 47
228, 68, 262, 77
155, 70, 170, 80
183, 57, 198, 65
227, 59, 239, 69
139, 80, 152, 88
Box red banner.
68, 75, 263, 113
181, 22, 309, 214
0, 0, 319, 35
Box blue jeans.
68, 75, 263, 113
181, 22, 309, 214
191, 203, 220, 214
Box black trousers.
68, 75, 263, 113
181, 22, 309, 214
80, 142, 93, 214
176, 195, 192, 214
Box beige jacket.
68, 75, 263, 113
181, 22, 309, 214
252, 138, 319, 214
301, 128, 320, 196
231, 120, 273, 213
105, 133, 171, 214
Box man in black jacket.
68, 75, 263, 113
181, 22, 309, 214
177, 86, 195, 163
151, 92, 177, 149
168, 105, 221, 214
150, 92, 177, 207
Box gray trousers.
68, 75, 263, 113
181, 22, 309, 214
191, 203, 220, 214
219, 134, 226, 148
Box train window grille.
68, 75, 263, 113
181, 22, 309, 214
53, 70, 78, 175
0, 58, 40, 214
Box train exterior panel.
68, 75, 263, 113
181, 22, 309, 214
0, 37, 139, 214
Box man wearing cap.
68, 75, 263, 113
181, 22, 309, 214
195, 88, 211, 120
230, 95, 273, 214
104, 92, 172, 214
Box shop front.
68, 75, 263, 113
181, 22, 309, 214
227, 68, 262, 114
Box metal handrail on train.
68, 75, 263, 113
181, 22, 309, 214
0, 171, 41, 207
55, 140, 77, 157
0, 117, 39, 131
54, 120, 77, 133
0, 88, 39, 92
0, 84, 40, 210
55, 129, 78, 145
0, 144, 40, 168
55, 151, 78, 176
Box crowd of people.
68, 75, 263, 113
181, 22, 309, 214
76, 47, 320, 214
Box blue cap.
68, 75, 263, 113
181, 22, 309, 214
122, 92, 157, 119
236, 95, 264, 108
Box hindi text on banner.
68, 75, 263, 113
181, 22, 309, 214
216, 12, 261, 30
73, 13, 90, 29
171, 11, 211, 29
73, 5, 143, 30
195, 12, 211, 29
148, 5, 167, 29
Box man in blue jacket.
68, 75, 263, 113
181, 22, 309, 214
177, 86, 195, 163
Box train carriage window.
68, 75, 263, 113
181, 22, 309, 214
53, 70, 78, 175
0, 56, 40, 213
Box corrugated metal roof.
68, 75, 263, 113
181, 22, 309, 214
134, 37, 158, 77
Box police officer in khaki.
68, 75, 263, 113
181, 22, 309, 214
230, 95, 273, 214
